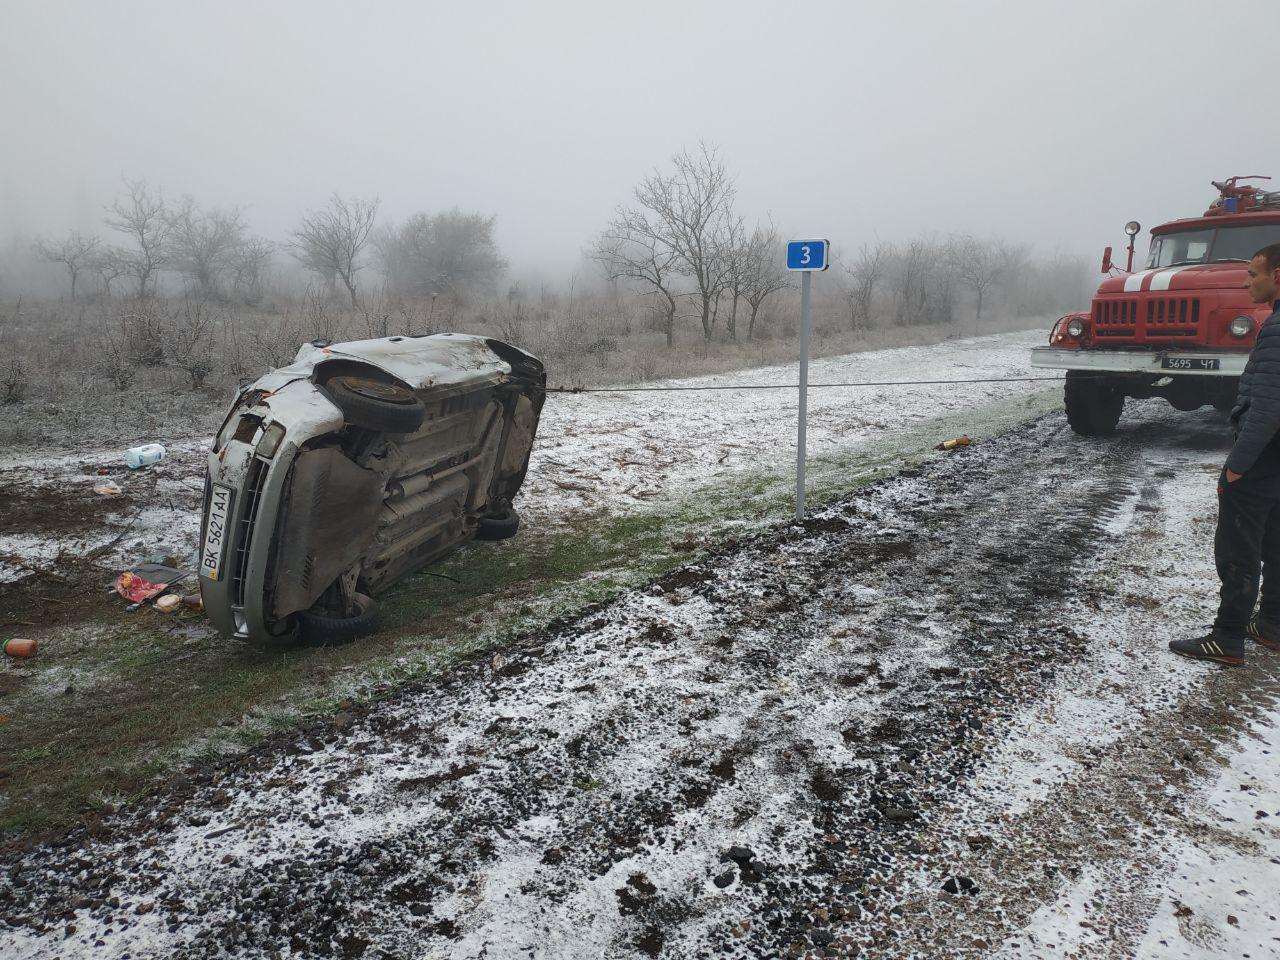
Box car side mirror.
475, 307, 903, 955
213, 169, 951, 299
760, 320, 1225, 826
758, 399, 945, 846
1101, 246, 1114, 273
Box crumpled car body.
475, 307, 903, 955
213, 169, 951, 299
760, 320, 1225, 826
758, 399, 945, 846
198, 333, 544, 645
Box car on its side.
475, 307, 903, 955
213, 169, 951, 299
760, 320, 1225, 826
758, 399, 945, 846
198, 333, 544, 646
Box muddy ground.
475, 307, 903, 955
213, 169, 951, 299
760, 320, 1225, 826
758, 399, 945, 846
1, 403, 1275, 959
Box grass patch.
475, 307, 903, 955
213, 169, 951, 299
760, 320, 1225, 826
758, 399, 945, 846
0, 388, 1059, 843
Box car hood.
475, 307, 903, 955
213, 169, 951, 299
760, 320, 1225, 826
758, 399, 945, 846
254, 333, 513, 394
1098, 262, 1249, 295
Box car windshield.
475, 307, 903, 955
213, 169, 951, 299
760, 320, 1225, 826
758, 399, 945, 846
1146, 222, 1280, 268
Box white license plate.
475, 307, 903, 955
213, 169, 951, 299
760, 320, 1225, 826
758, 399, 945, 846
1161, 356, 1220, 371
200, 483, 235, 581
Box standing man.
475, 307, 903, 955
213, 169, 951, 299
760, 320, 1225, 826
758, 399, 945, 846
1172, 243, 1280, 664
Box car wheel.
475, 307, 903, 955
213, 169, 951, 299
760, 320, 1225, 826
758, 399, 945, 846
475, 505, 520, 541
325, 375, 426, 433
298, 592, 380, 646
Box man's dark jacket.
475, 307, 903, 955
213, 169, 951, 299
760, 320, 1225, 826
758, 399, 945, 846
1228, 299, 1280, 474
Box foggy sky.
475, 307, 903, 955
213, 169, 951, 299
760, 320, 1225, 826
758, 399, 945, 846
2, 0, 1276, 281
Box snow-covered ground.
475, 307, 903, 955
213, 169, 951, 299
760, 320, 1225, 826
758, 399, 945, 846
0, 329, 1048, 582
520, 329, 1048, 522
3, 329, 1276, 958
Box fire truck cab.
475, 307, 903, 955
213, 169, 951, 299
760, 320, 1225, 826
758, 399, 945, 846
1031, 177, 1280, 435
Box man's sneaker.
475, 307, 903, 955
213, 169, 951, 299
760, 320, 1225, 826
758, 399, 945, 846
1169, 629, 1245, 665
1246, 615, 1280, 650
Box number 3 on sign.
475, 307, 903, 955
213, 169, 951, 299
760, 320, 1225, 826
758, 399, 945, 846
786, 239, 829, 272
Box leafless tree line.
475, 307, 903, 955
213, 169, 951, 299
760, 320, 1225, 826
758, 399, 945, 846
35, 179, 274, 303
33, 181, 508, 309
842, 234, 1089, 334
592, 144, 1086, 347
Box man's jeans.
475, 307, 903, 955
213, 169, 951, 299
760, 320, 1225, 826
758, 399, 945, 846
1215, 443, 1280, 636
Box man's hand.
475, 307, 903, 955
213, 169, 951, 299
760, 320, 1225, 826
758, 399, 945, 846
1226, 468, 1243, 483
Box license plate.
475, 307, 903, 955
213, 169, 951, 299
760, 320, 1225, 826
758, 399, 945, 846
1161, 356, 1220, 371
200, 483, 234, 581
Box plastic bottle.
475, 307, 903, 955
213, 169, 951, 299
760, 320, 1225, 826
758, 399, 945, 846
125, 443, 167, 469
3, 638, 37, 658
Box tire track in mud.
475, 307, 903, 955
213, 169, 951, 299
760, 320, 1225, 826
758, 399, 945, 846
0, 409, 1230, 960
870, 413, 1280, 960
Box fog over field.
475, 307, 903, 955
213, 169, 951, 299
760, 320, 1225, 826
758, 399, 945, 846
0, 0, 1275, 435
2, 0, 1275, 281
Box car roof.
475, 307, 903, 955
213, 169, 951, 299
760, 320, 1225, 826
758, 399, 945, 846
255, 333, 513, 393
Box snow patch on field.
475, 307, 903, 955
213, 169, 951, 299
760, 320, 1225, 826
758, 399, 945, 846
1134, 710, 1280, 959
519, 329, 1046, 522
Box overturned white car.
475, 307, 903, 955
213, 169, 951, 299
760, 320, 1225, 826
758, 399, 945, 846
198, 334, 544, 646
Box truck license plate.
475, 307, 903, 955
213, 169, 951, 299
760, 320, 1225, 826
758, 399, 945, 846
1161, 357, 1220, 371
200, 484, 234, 581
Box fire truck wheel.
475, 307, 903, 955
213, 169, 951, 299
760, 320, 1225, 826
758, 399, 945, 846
1064, 371, 1125, 436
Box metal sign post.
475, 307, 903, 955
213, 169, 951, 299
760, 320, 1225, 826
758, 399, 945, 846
785, 239, 830, 520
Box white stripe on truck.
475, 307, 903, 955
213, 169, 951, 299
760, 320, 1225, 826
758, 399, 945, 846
1149, 267, 1189, 291
1123, 269, 1158, 292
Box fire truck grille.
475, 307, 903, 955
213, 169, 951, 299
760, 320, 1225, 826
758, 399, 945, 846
1093, 298, 1138, 337
1092, 298, 1201, 341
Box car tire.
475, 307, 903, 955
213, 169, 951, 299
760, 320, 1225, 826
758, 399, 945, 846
1064, 370, 1124, 436
475, 505, 520, 541
298, 592, 380, 646
325, 375, 426, 433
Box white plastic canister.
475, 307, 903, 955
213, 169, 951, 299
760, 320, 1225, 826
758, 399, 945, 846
125, 443, 167, 469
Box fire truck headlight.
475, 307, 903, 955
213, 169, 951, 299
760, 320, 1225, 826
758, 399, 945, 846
1066, 318, 1085, 338
1230, 316, 1254, 338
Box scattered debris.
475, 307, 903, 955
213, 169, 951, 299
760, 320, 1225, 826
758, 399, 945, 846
935, 435, 972, 451
92, 480, 123, 496
114, 563, 188, 607
2, 637, 37, 659
124, 443, 167, 469
154, 594, 182, 614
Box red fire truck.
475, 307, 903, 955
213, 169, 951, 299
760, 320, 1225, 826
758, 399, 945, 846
1031, 177, 1280, 435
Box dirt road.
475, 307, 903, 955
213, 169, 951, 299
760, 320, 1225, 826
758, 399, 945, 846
2, 401, 1278, 959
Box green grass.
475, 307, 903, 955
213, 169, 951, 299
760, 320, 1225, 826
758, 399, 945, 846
0, 388, 1059, 843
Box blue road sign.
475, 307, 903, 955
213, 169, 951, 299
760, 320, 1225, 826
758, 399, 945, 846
786, 239, 829, 272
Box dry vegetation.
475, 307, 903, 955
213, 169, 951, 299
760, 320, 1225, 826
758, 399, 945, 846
0, 147, 1091, 449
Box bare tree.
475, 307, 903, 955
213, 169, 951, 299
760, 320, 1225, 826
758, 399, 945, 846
633, 143, 737, 342
290, 194, 379, 308
166, 198, 246, 297
374, 209, 506, 299
34, 232, 101, 299
844, 241, 890, 334
740, 223, 789, 340
892, 235, 954, 327
717, 217, 749, 341
105, 179, 170, 297
948, 234, 1006, 324
593, 207, 683, 348
229, 238, 275, 303
90, 248, 130, 298
164, 299, 219, 388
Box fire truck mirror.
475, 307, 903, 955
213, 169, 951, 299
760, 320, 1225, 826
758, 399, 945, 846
1101, 246, 1114, 273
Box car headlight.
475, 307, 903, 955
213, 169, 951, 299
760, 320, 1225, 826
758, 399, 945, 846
1066, 318, 1085, 338
255, 422, 287, 459
1230, 316, 1253, 338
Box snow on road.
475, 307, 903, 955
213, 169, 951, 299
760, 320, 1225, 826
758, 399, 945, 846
3, 394, 1279, 959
